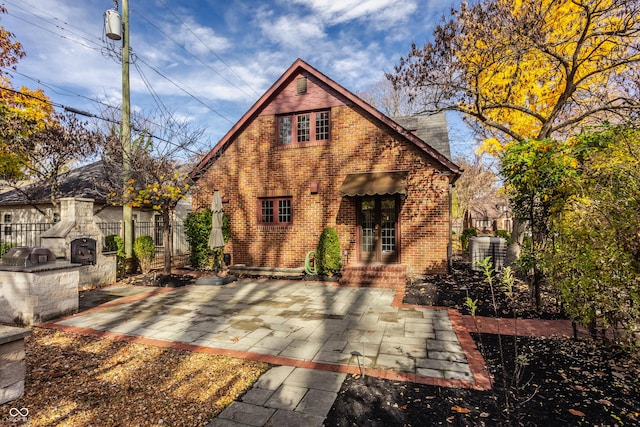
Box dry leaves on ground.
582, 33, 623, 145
1, 328, 269, 427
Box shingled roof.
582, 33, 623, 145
0, 161, 111, 205
393, 112, 452, 161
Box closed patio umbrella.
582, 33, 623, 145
208, 191, 224, 250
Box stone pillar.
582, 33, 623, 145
0, 326, 31, 404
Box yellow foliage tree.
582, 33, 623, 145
390, 0, 640, 148
0, 6, 57, 181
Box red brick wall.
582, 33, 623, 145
193, 78, 452, 275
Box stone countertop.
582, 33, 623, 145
0, 325, 31, 345
0, 260, 82, 273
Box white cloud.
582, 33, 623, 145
171, 19, 231, 57
290, 0, 418, 26
257, 10, 326, 49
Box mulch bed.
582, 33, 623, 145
118, 272, 198, 287
324, 262, 640, 426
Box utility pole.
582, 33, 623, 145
104, 0, 133, 271
121, 0, 133, 270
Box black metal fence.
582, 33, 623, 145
97, 221, 190, 270
0, 223, 54, 249
2, 221, 190, 270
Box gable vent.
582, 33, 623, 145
297, 77, 308, 95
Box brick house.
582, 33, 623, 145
463, 196, 513, 235
191, 59, 461, 286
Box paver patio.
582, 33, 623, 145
44, 278, 490, 389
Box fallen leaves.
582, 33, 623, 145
596, 399, 613, 407
451, 405, 471, 414
0, 328, 269, 427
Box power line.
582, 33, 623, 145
153, 1, 261, 98
5, 4, 101, 51
0, 85, 204, 156
7, 5, 235, 126
131, 9, 257, 102
135, 56, 234, 124
133, 61, 173, 121
5, 0, 101, 44
0, 66, 212, 154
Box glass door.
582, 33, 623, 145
358, 196, 398, 263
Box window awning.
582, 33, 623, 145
339, 171, 408, 197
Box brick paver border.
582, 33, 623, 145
40, 280, 577, 393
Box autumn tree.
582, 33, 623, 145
389, 0, 640, 145
101, 111, 204, 274
0, 4, 49, 181
390, 0, 640, 304
544, 124, 640, 346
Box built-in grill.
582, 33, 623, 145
2, 246, 56, 267
70, 238, 96, 265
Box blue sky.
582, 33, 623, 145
2, 0, 472, 158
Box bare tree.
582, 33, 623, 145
451, 154, 500, 227
1, 111, 101, 217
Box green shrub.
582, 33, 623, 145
104, 235, 125, 277
133, 235, 156, 274
461, 228, 478, 251
184, 209, 212, 269
495, 229, 511, 242
0, 242, 14, 257
316, 227, 341, 276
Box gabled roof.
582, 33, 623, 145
0, 161, 110, 205
191, 58, 461, 181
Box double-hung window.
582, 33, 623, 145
259, 197, 292, 225
278, 110, 330, 144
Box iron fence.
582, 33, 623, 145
0, 223, 54, 249
3, 220, 190, 270
97, 220, 190, 270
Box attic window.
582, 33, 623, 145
297, 77, 307, 95
278, 110, 330, 144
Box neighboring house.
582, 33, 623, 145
191, 59, 461, 286
464, 196, 512, 235
0, 161, 191, 249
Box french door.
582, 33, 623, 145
358, 196, 398, 263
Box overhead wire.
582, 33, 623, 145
4, 2, 101, 51
5, 0, 102, 44
3, 2, 238, 141
135, 56, 234, 124
0, 85, 204, 157
150, 0, 261, 98
131, 9, 257, 102
0, 66, 205, 151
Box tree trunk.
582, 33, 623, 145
162, 211, 172, 274
505, 219, 525, 266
